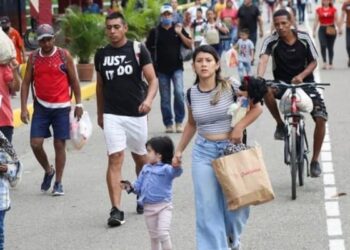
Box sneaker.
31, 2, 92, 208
175, 123, 183, 133
310, 161, 322, 177
52, 182, 64, 196
136, 195, 144, 214
136, 203, 144, 214
165, 125, 174, 133
41, 167, 55, 192
108, 207, 125, 227
274, 124, 285, 140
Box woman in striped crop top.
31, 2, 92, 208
172, 45, 262, 250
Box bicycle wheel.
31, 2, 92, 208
24, 28, 39, 50
290, 126, 298, 200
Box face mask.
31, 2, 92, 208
161, 17, 172, 26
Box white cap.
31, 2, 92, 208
160, 4, 173, 14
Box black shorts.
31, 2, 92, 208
272, 84, 328, 121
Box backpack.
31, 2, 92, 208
0, 28, 16, 64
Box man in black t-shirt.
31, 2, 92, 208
146, 4, 192, 133
237, 0, 264, 47
257, 9, 327, 178
94, 12, 158, 227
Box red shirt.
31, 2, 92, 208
32, 47, 71, 108
8, 28, 24, 64
221, 8, 238, 26
0, 65, 14, 127
316, 6, 337, 25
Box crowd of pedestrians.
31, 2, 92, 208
1, 0, 350, 249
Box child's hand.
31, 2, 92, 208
0, 165, 8, 173
120, 180, 134, 194
172, 152, 182, 167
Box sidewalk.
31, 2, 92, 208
12, 80, 96, 128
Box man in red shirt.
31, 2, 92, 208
20, 24, 83, 196
0, 16, 26, 65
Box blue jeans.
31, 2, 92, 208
0, 210, 5, 250
221, 26, 238, 53
158, 70, 185, 127
192, 135, 250, 250
238, 61, 252, 81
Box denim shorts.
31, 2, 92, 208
30, 101, 71, 139
273, 84, 328, 121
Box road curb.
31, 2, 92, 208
13, 82, 96, 128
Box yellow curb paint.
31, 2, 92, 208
13, 82, 97, 128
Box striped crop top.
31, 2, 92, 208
187, 82, 238, 136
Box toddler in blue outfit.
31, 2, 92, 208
121, 136, 182, 250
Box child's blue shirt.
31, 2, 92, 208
133, 163, 183, 205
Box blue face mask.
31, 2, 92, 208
161, 17, 172, 26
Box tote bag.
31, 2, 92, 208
212, 146, 275, 210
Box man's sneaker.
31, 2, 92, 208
165, 125, 174, 133
41, 167, 55, 192
310, 161, 322, 177
52, 182, 64, 196
175, 123, 183, 133
108, 207, 125, 227
274, 124, 285, 140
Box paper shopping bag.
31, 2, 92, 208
212, 146, 275, 210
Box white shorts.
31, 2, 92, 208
103, 114, 148, 155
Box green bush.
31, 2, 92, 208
123, 0, 165, 40
60, 8, 106, 64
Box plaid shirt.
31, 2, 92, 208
0, 132, 20, 211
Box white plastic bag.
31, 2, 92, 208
69, 110, 93, 150
279, 88, 313, 114
0, 28, 16, 64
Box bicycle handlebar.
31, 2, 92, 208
265, 80, 331, 88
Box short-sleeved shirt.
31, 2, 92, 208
94, 41, 152, 117
0, 66, 13, 127
342, 2, 350, 27
192, 18, 206, 42
186, 79, 240, 136
237, 4, 261, 33
145, 25, 190, 74
259, 30, 318, 83
236, 38, 254, 62
8, 28, 24, 64
316, 7, 337, 25
221, 8, 238, 27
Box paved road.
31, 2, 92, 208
5, 4, 350, 250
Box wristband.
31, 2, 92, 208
75, 103, 83, 108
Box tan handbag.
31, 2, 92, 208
325, 25, 337, 36
212, 146, 275, 210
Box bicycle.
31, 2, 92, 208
266, 81, 330, 200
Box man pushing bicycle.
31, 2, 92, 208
257, 9, 328, 178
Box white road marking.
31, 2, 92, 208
321, 151, 333, 161
325, 201, 340, 217
323, 173, 335, 186
329, 240, 346, 250
327, 219, 343, 236
305, 11, 345, 249
322, 162, 334, 173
